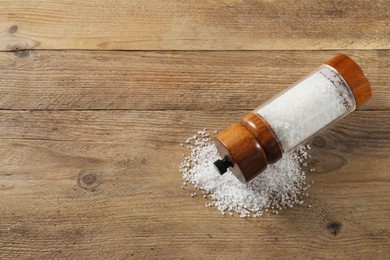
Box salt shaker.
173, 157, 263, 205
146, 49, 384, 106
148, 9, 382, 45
213, 54, 371, 183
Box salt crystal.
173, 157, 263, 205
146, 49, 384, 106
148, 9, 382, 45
179, 130, 313, 217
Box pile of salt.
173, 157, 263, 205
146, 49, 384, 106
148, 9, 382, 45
179, 130, 313, 217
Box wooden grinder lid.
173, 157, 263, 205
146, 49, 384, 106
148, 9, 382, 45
213, 124, 268, 183
325, 54, 372, 108
213, 112, 284, 183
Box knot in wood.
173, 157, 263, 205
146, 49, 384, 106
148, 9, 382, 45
327, 221, 342, 236
78, 170, 99, 189
312, 136, 326, 148
8, 25, 18, 34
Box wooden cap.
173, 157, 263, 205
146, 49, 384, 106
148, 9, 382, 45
241, 113, 282, 164
213, 124, 268, 183
325, 54, 371, 108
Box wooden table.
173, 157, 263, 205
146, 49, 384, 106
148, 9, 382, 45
0, 1, 389, 258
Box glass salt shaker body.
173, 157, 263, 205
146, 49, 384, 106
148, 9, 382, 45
213, 54, 371, 183
255, 64, 356, 153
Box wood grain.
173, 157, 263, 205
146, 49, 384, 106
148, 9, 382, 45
0, 50, 388, 111
0, 110, 389, 258
0, 0, 389, 258
0, 0, 389, 51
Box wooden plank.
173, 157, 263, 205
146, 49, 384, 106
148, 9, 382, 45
0, 110, 388, 147
0, 0, 389, 51
0, 110, 389, 258
0, 50, 388, 111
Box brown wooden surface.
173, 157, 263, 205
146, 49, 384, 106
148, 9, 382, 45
0, 0, 389, 259
0, 50, 389, 111
0, 0, 389, 50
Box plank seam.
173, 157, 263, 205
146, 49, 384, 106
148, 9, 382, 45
0, 49, 389, 53
0, 108, 251, 112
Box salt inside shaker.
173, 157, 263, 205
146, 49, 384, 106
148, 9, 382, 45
213, 54, 371, 183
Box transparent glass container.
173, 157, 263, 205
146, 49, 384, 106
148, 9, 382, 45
254, 65, 356, 152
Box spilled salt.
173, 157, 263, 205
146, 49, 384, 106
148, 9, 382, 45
179, 130, 311, 217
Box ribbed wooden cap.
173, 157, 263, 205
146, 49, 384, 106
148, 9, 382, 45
241, 113, 282, 164
325, 54, 371, 108
213, 124, 268, 183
